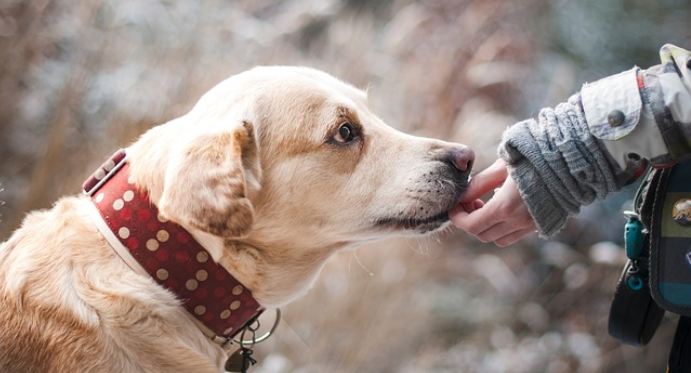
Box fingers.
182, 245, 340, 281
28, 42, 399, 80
449, 199, 485, 217
474, 219, 536, 246
493, 228, 536, 247
459, 159, 508, 203
453, 213, 535, 247
451, 168, 537, 247
450, 198, 502, 236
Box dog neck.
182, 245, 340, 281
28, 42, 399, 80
214, 237, 343, 308
83, 150, 264, 340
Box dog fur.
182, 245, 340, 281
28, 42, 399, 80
0, 66, 473, 372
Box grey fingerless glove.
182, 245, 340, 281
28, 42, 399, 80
498, 94, 623, 237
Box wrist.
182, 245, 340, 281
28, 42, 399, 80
505, 159, 568, 237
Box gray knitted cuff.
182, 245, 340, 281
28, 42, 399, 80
505, 157, 569, 237
499, 94, 622, 237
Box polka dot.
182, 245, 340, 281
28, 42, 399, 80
118, 227, 130, 239
125, 237, 140, 250
195, 270, 208, 282
95, 193, 105, 203
94, 168, 106, 180
175, 251, 190, 263
194, 305, 206, 315
220, 310, 231, 319
213, 287, 226, 298
186, 279, 198, 291
195, 288, 209, 300
146, 220, 159, 232
113, 199, 124, 211
156, 268, 169, 281
157, 214, 168, 223
105, 160, 116, 172
123, 190, 134, 202
232, 285, 243, 296
137, 209, 151, 221
155, 249, 169, 262
143, 258, 157, 272
176, 232, 190, 244
202, 312, 214, 323
146, 239, 159, 252
127, 175, 136, 184
165, 279, 179, 289
214, 271, 227, 282
156, 230, 170, 242
120, 206, 134, 219
196, 252, 209, 263
119, 207, 132, 221
223, 327, 234, 335
230, 300, 241, 310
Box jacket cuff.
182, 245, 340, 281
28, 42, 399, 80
506, 158, 569, 237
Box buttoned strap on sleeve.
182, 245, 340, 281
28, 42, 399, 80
582, 68, 642, 141
581, 64, 672, 170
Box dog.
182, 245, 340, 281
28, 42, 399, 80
0, 66, 474, 373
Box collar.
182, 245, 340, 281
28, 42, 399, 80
83, 149, 264, 341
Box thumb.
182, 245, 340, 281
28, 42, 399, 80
459, 159, 508, 202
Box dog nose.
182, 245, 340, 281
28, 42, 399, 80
448, 146, 475, 173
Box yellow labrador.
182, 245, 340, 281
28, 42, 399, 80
0, 67, 473, 373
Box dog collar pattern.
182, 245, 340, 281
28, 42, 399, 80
83, 149, 264, 339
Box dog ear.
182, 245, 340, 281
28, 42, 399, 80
157, 121, 261, 238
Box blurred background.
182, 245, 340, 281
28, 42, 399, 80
1, 0, 691, 372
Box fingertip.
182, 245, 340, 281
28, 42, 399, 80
459, 165, 508, 202
448, 209, 467, 227
494, 240, 510, 248
460, 201, 480, 213
476, 235, 491, 244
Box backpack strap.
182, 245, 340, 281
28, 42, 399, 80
668, 316, 691, 373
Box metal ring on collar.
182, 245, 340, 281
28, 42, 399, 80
233, 308, 281, 346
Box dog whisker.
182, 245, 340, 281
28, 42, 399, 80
351, 248, 374, 277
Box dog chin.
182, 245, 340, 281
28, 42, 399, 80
375, 210, 450, 235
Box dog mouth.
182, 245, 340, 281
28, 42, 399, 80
372, 170, 469, 235
374, 209, 451, 234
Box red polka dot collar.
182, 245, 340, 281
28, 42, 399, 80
83, 149, 264, 341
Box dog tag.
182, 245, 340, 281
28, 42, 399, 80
224, 347, 257, 373
225, 349, 250, 372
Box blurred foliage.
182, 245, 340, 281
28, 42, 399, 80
546, 0, 691, 81
1, 0, 690, 372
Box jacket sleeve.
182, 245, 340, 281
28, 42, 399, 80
498, 44, 691, 237
582, 44, 691, 170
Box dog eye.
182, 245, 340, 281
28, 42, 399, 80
333, 123, 356, 143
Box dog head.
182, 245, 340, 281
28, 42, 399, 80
127, 66, 473, 303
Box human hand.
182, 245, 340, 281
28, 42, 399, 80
450, 159, 536, 247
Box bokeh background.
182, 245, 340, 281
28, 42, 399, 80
1, 0, 691, 372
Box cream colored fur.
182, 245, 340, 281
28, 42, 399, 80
0, 66, 473, 372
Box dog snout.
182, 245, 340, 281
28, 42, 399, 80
447, 146, 475, 174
